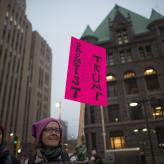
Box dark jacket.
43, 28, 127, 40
0, 144, 19, 164
27, 149, 70, 164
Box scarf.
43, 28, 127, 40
35, 145, 63, 163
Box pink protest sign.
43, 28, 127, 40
65, 37, 108, 106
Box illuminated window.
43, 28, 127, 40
153, 107, 164, 118
106, 75, 116, 81
144, 69, 156, 75
106, 74, 117, 97
144, 68, 160, 91
151, 99, 164, 118
124, 72, 138, 94
116, 29, 128, 45
110, 131, 125, 149
124, 72, 135, 79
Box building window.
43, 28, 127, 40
107, 104, 120, 122
116, 28, 128, 45
159, 26, 164, 34
124, 72, 138, 94
91, 132, 97, 149
119, 50, 126, 63
138, 45, 152, 58
106, 50, 114, 65
138, 46, 145, 58
106, 50, 112, 61
45, 72, 49, 86
119, 49, 133, 63
90, 106, 95, 123
126, 49, 132, 62
106, 74, 117, 97
156, 127, 164, 148
110, 131, 125, 149
38, 68, 44, 89
129, 102, 144, 120
144, 68, 160, 91
145, 45, 152, 56
151, 99, 164, 118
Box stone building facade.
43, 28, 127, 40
81, 5, 164, 164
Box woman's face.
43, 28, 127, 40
0, 129, 2, 144
41, 122, 61, 148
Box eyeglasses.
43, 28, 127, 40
44, 127, 60, 134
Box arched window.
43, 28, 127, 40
106, 74, 117, 97
144, 68, 160, 91
124, 71, 138, 94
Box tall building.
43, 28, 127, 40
23, 31, 52, 144
0, 0, 52, 152
81, 4, 164, 163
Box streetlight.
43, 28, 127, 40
56, 101, 61, 121
17, 148, 21, 153
129, 100, 156, 164
100, 106, 107, 157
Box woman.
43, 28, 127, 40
0, 126, 18, 164
28, 117, 70, 164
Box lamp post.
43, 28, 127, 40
100, 106, 107, 157
130, 100, 156, 164
56, 101, 61, 121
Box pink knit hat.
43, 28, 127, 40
32, 117, 62, 140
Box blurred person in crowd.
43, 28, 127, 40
75, 144, 88, 163
90, 150, 104, 164
27, 117, 70, 164
0, 125, 19, 164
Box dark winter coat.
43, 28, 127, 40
0, 143, 19, 164
27, 148, 70, 164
